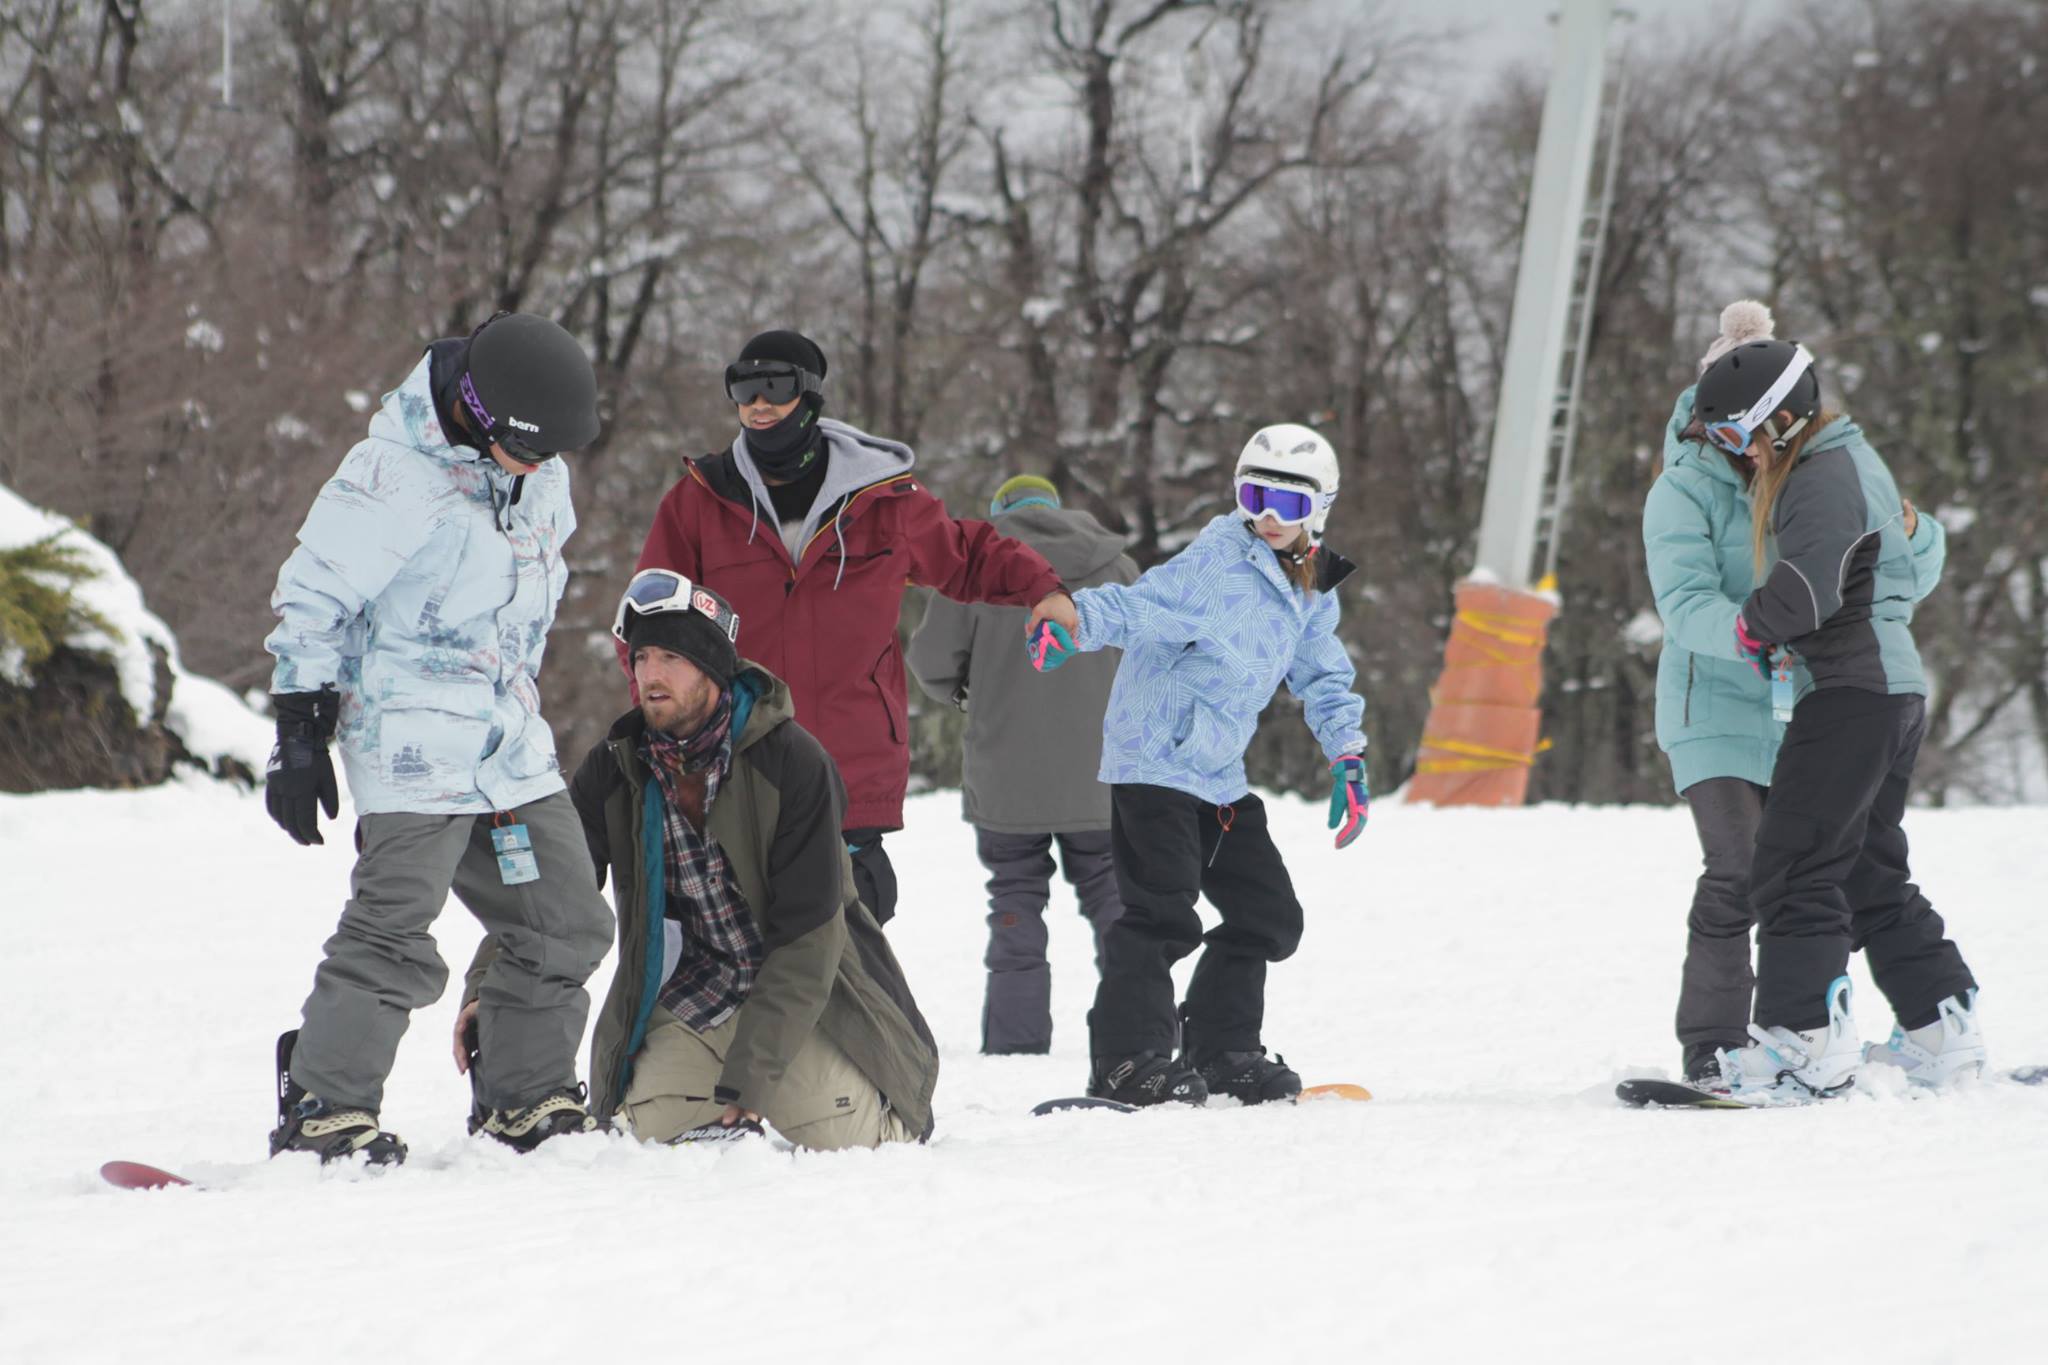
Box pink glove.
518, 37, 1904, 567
1734, 613, 1773, 678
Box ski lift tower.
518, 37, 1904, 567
1408, 0, 1625, 806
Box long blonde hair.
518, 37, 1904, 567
1750, 409, 1839, 574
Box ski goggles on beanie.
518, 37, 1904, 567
724, 359, 823, 407
611, 569, 741, 647
1702, 344, 1817, 456
1234, 473, 1323, 525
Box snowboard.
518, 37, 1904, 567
101, 1160, 197, 1190
1030, 1096, 1137, 1116
1615, 1078, 1751, 1110
1031, 1082, 1371, 1116
1296, 1082, 1373, 1103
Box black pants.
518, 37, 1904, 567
975, 828, 1124, 1054
1750, 689, 1975, 1031
1676, 778, 1766, 1049
1088, 785, 1304, 1059
846, 826, 899, 926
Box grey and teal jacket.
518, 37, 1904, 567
1740, 415, 1941, 699
1644, 388, 1945, 793
467, 664, 938, 1136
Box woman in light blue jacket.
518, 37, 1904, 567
260, 313, 614, 1164
1642, 302, 1946, 1083
1028, 424, 1369, 1108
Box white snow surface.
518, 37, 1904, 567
0, 480, 271, 773
3, 786, 2046, 1364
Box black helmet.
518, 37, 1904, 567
458, 312, 601, 459
1695, 339, 1820, 455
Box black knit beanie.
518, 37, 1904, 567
738, 329, 828, 380
622, 594, 739, 691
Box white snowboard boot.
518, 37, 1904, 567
1862, 990, 1985, 1087
1722, 975, 1861, 1105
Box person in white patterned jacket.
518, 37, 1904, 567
261, 312, 614, 1166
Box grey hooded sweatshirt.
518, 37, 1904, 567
908, 503, 1138, 834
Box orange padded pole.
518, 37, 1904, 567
1407, 579, 1557, 807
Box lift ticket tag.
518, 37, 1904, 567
492, 822, 539, 886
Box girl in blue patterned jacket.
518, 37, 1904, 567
1027, 424, 1369, 1107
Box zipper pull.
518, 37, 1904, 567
1206, 803, 1236, 868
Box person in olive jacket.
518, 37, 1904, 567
462, 572, 938, 1148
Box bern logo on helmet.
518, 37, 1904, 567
508, 416, 541, 434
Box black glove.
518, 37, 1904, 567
265, 688, 340, 846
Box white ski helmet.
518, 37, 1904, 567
1234, 423, 1340, 544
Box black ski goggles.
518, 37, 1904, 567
724, 359, 822, 407
458, 370, 558, 465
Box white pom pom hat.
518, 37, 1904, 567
1699, 299, 1775, 375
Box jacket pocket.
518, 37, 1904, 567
494, 714, 561, 781
1167, 701, 1238, 775
704, 536, 795, 602
377, 703, 492, 791
869, 643, 906, 744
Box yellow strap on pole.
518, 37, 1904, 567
1416, 734, 1555, 771
1453, 609, 1547, 649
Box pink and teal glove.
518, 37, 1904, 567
1028, 620, 1076, 672
1328, 754, 1369, 849
1734, 612, 1774, 678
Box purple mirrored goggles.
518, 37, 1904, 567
1234, 475, 1320, 525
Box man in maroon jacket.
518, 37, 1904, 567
630, 329, 1077, 923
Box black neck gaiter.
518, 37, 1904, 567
745, 393, 825, 481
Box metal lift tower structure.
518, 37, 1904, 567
1407, 0, 1623, 806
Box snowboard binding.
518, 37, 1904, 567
268, 1029, 407, 1166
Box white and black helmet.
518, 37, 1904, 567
1234, 423, 1340, 544
1696, 338, 1820, 455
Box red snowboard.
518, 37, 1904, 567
100, 1160, 195, 1190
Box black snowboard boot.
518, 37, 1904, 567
1192, 1048, 1302, 1105
476, 1085, 601, 1152
269, 1030, 407, 1166
1682, 1041, 1738, 1090
1087, 1051, 1208, 1107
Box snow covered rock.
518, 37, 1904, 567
0, 480, 272, 791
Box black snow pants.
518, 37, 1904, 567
1750, 688, 1975, 1032
1087, 784, 1304, 1061
846, 826, 899, 926
975, 828, 1125, 1054
1675, 777, 1766, 1049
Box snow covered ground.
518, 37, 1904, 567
3, 782, 2044, 1364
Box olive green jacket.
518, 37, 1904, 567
468, 664, 938, 1136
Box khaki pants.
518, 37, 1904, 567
620, 1007, 915, 1151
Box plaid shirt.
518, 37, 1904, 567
642, 708, 764, 1032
